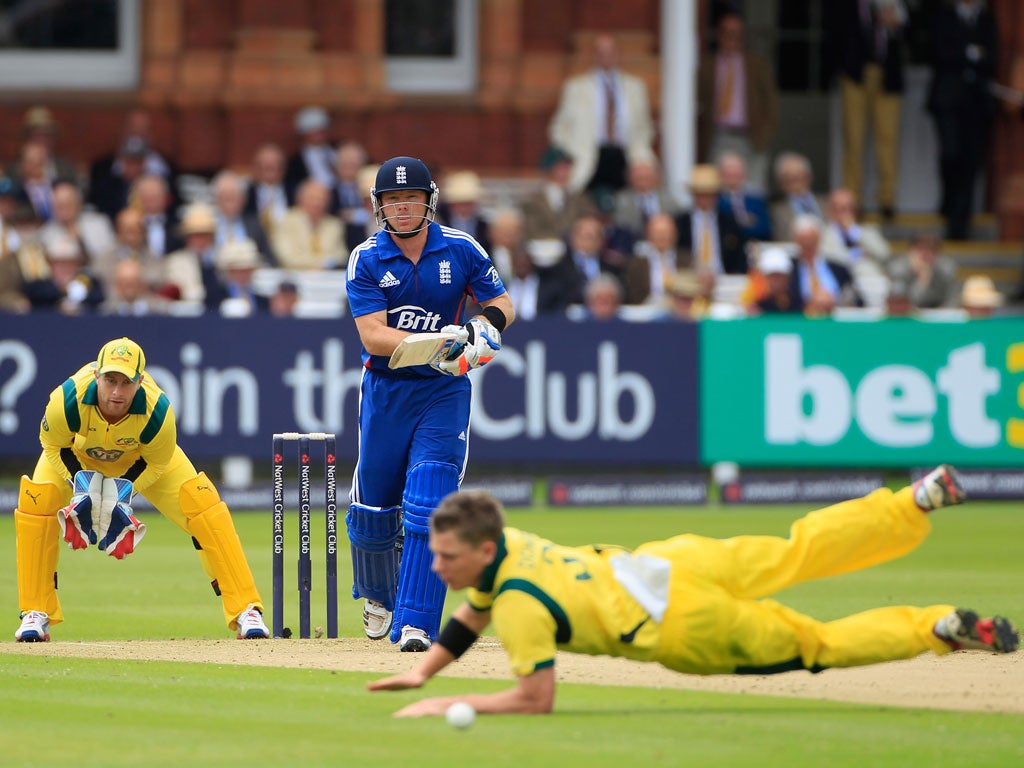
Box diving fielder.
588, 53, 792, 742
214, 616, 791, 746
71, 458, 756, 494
13, 337, 269, 641
345, 156, 514, 651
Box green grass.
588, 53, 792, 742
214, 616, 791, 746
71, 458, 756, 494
1, 501, 1023, 766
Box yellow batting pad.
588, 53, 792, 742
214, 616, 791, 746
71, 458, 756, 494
19, 475, 63, 516
15, 477, 64, 624
179, 473, 262, 628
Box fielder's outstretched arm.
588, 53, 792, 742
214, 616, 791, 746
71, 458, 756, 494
367, 602, 556, 716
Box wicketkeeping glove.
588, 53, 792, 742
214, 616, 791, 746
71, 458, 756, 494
96, 477, 146, 559
57, 470, 102, 550
430, 318, 502, 376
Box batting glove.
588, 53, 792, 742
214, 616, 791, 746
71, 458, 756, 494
430, 319, 502, 376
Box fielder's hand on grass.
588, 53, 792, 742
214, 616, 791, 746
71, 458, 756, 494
367, 669, 428, 692
392, 698, 452, 718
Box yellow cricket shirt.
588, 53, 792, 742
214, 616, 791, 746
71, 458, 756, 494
39, 363, 177, 495
466, 527, 660, 676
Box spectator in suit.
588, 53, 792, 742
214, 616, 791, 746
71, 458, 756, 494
285, 106, 337, 202
272, 179, 346, 271
100, 257, 171, 316
38, 181, 116, 274
11, 142, 59, 223
675, 164, 748, 275
437, 170, 491, 254
770, 151, 828, 240
926, 0, 998, 240
343, 163, 381, 253
520, 146, 596, 244
789, 214, 863, 316
717, 151, 772, 242
211, 170, 275, 265
505, 246, 542, 321
216, 239, 270, 317
94, 207, 166, 294
132, 173, 182, 259
534, 214, 619, 311
549, 34, 656, 205
22, 234, 104, 314
612, 159, 678, 242
819, 187, 892, 279
887, 231, 960, 309
486, 206, 527, 284
331, 141, 371, 234
244, 142, 291, 240
88, 136, 155, 221
269, 279, 300, 318
697, 11, 778, 194
0, 176, 29, 313
836, 0, 907, 220
162, 203, 224, 309
625, 212, 683, 306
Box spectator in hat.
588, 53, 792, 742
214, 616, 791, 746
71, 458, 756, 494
15, 106, 80, 186
437, 170, 491, 253
675, 164, 748, 275
960, 274, 1004, 319
661, 269, 709, 321
162, 203, 224, 309
88, 136, 153, 221
752, 246, 800, 314
520, 146, 596, 244
285, 106, 337, 201
216, 238, 269, 317
22, 234, 104, 314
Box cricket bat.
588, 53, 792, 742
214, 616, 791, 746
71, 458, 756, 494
388, 331, 465, 369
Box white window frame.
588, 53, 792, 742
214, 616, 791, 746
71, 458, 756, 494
0, 0, 140, 90
385, 0, 478, 94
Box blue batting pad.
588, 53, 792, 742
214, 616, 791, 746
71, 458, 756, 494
390, 461, 459, 642
347, 503, 402, 610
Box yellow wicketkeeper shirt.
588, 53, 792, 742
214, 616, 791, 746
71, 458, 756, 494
39, 363, 177, 495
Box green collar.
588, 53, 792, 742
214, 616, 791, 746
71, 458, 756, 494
476, 533, 508, 594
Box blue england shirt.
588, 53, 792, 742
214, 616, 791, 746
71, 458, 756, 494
346, 222, 506, 375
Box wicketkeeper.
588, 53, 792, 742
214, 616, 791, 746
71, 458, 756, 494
13, 336, 269, 642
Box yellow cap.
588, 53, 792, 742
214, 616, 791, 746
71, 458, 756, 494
96, 337, 146, 382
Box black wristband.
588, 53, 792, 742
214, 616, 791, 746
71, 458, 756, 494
436, 616, 478, 659
481, 305, 507, 332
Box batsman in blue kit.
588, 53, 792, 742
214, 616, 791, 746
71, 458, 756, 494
345, 156, 515, 651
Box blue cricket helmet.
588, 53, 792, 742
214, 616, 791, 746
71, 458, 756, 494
371, 156, 440, 237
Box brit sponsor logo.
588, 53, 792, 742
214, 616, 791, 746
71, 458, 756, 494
388, 305, 444, 332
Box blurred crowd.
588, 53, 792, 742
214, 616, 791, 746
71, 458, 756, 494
0, 4, 1014, 322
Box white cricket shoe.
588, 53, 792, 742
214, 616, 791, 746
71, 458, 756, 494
236, 604, 270, 639
363, 599, 393, 640
399, 625, 431, 653
15, 611, 50, 642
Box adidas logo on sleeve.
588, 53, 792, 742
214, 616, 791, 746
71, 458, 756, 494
378, 271, 401, 288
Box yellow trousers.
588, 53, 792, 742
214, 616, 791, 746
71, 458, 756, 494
17, 446, 261, 629
648, 487, 952, 674
841, 65, 901, 210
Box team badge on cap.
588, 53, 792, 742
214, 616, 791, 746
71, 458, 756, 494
96, 337, 146, 382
